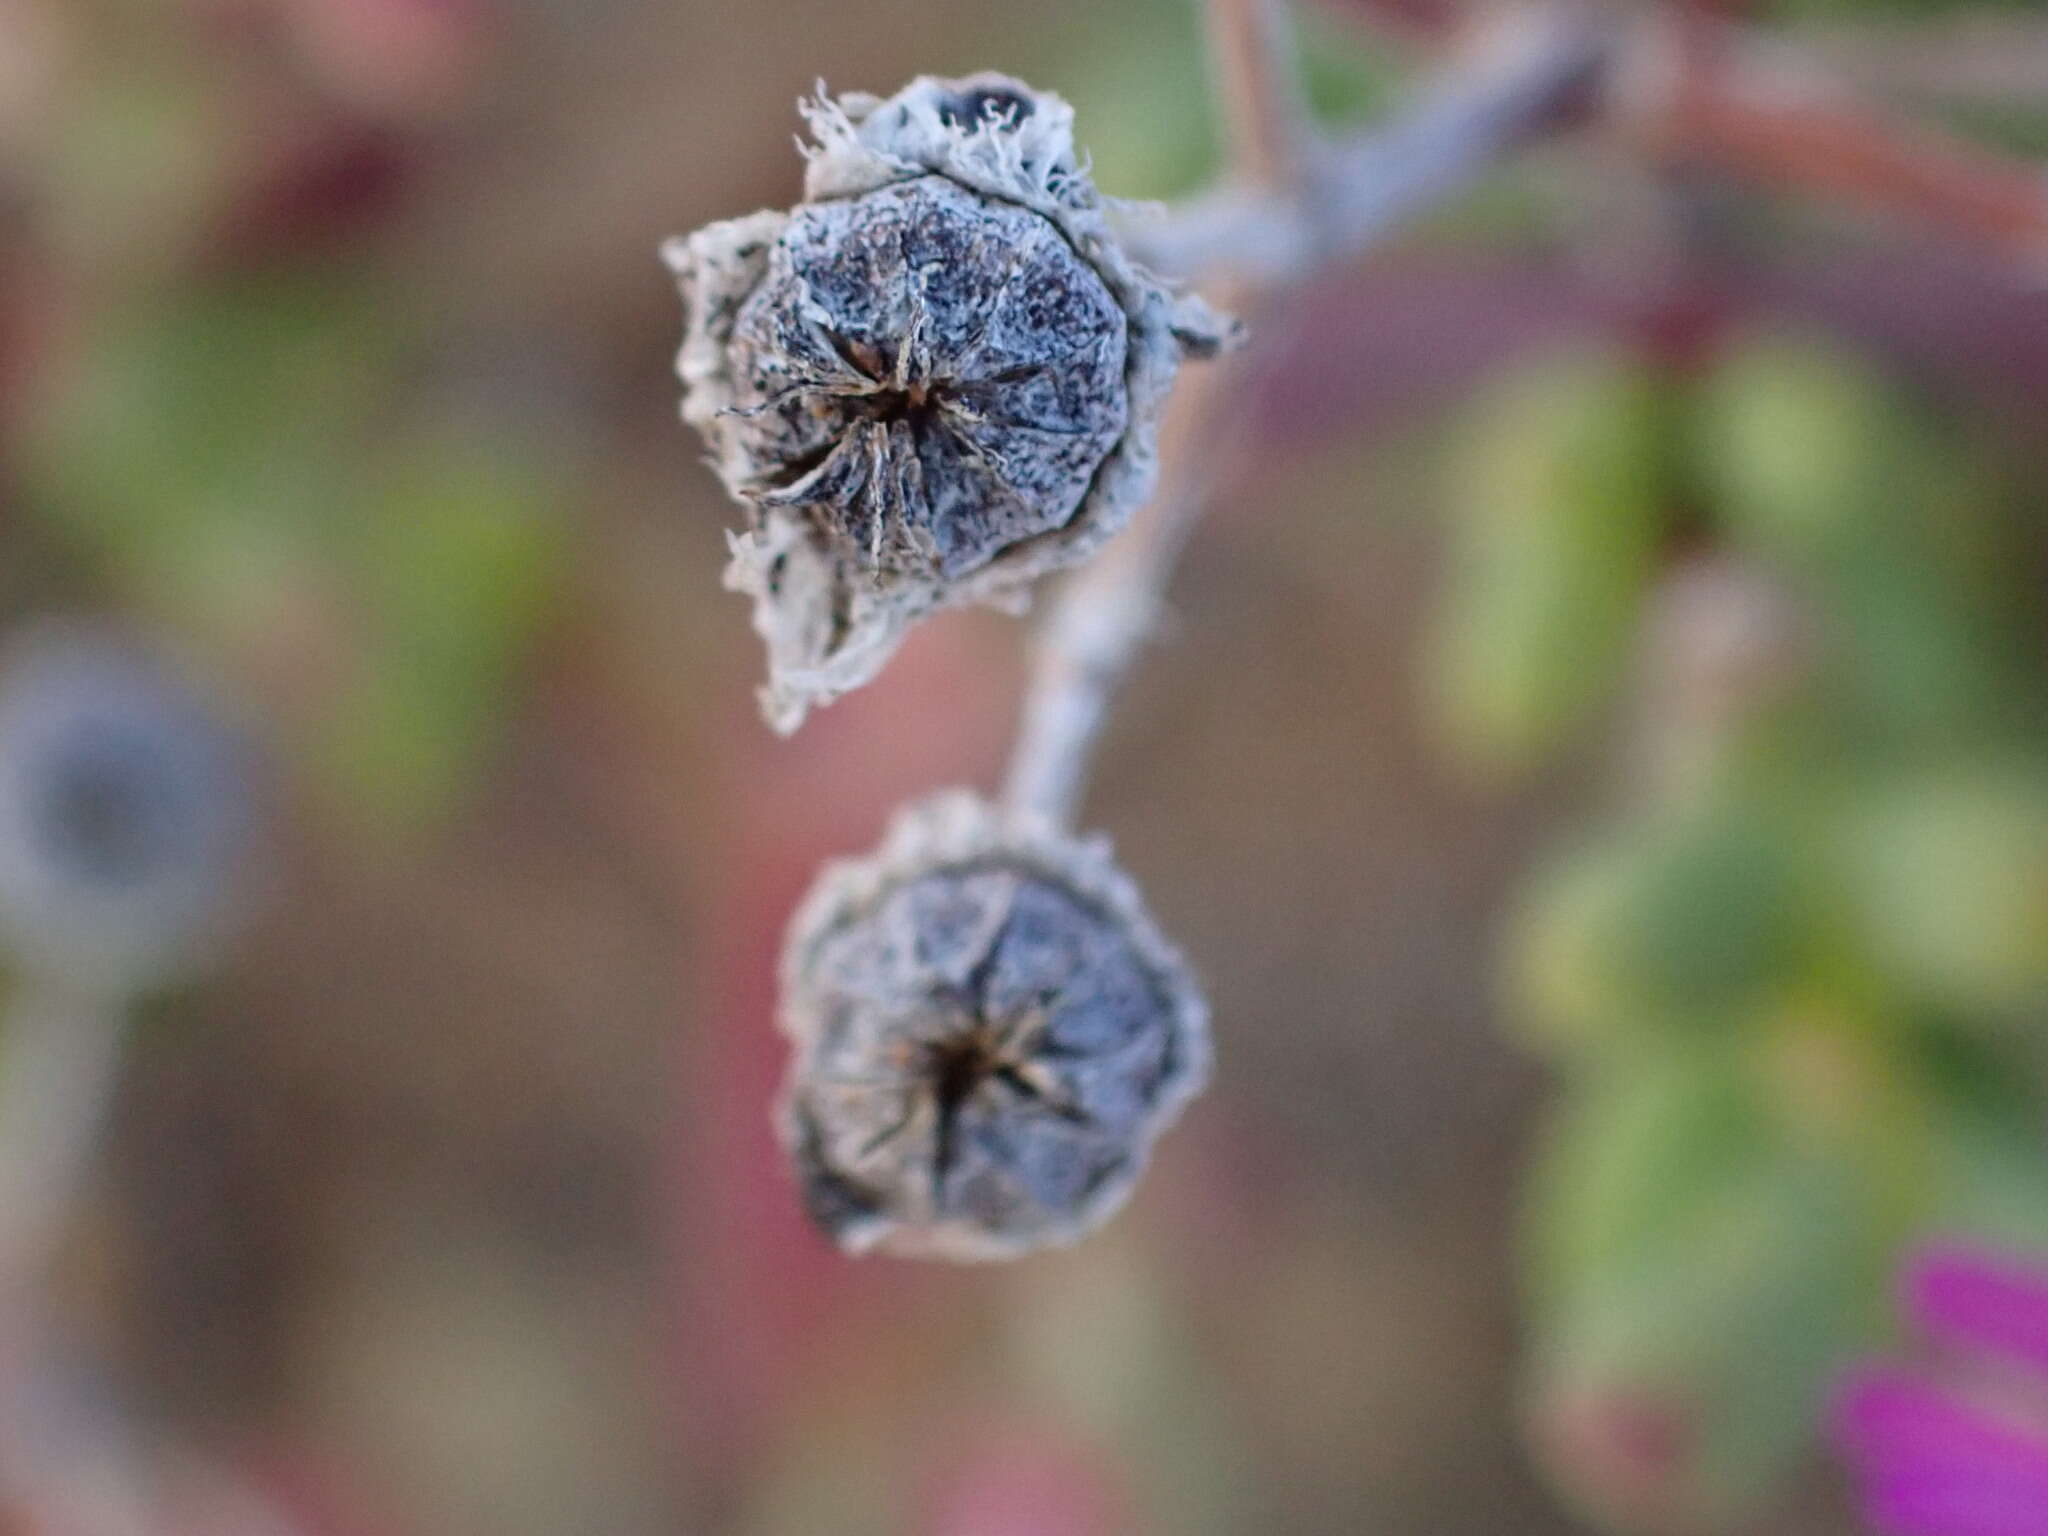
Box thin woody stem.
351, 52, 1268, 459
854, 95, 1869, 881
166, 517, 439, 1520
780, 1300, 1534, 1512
1129, 6, 1605, 283
1001, 0, 1315, 827
1001, 0, 2048, 827
0, 983, 126, 1300
1002, 3, 1598, 828
1001, 338, 1250, 827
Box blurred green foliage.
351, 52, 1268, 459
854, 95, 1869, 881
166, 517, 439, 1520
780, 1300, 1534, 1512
1506, 794, 1822, 1056
19, 277, 567, 831
1422, 349, 1668, 779
1694, 336, 2024, 749
1428, 329, 2048, 1531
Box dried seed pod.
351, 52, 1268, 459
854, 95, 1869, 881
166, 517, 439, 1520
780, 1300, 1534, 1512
777, 791, 1209, 1261
665, 73, 1235, 731
0, 620, 255, 993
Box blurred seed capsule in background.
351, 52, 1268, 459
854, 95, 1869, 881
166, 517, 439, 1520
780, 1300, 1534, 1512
0, 619, 258, 995
1523, 1037, 1898, 1533
1504, 796, 1820, 1058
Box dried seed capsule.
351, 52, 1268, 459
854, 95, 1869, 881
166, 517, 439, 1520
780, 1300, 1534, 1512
777, 792, 1209, 1261
665, 73, 1235, 732
0, 621, 255, 992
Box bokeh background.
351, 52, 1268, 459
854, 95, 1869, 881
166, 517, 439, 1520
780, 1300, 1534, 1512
3, 0, 2047, 1531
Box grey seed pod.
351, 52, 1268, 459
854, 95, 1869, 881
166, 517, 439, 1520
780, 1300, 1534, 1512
665, 73, 1236, 732
776, 791, 1209, 1261
0, 621, 254, 993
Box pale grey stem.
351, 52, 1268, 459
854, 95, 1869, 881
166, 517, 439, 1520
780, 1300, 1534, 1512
1003, 4, 1608, 829
1001, 0, 1308, 827
1001, 474, 1211, 828
1207, 0, 1317, 193
0, 982, 126, 1300
1126, 7, 1608, 284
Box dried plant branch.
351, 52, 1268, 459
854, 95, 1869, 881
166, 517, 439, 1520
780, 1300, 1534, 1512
1009, 0, 2048, 835
0, 984, 128, 1490
1150, 3, 2048, 285
1001, 344, 1251, 827
1129, 6, 1605, 284
1004, 4, 1599, 828
1007, 0, 2048, 829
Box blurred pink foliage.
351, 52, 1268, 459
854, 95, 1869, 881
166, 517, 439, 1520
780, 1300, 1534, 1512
919, 1420, 1128, 1536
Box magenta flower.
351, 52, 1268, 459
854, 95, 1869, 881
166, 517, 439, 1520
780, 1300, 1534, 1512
1833, 1244, 2048, 1536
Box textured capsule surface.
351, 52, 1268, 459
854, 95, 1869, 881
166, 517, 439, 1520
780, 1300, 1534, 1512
727, 176, 1129, 579
666, 73, 1234, 731
778, 793, 1208, 1260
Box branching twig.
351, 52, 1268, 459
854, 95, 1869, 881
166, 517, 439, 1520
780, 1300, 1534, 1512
1149, 3, 2048, 283
1001, 350, 1251, 827
1004, 3, 1598, 827
1003, 0, 2048, 830
1000, 0, 1312, 828
1131, 6, 1605, 284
